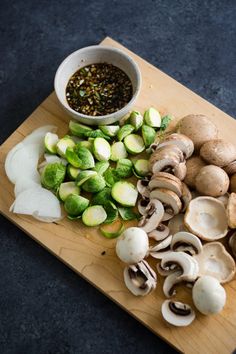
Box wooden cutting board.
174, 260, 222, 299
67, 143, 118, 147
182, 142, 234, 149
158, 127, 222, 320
0, 37, 236, 354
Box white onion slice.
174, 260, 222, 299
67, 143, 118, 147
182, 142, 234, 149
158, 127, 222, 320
23, 125, 57, 145
32, 212, 63, 223
12, 186, 61, 218
14, 177, 40, 197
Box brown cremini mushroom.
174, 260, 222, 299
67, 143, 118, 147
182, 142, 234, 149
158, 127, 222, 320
226, 193, 236, 229
177, 114, 218, 151
200, 139, 236, 167
150, 188, 182, 220
195, 165, 229, 197
224, 160, 236, 175
156, 133, 194, 159
184, 156, 207, 189
230, 173, 236, 193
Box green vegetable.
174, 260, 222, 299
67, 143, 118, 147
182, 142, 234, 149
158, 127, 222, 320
124, 134, 145, 154
44, 132, 59, 154
133, 159, 149, 177
58, 182, 80, 202
82, 205, 107, 226
69, 121, 92, 138
142, 124, 156, 147
117, 124, 134, 141
65, 147, 81, 168
100, 220, 125, 239
93, 137, 111, 161
76, 170, 97, 186
74, 146, 95, 169
104, 167, 120, 187
91, 187, 112, 205
99, 125, 120, 137
76, 140, 93, 152
144, 108, 161, 128
82, 174, 106, 193
64, 194, 89, 216
118, 207, 139, 221
93, 161, 109, 175
103, 201, 118, 224
41, 162, 66, 190
67, 215, 82, 220
56, 136, 75, 157
111, 181, 138, 207
129, 111, 143, 131
67, 164, 80, 180
84, 129, 110, 140
115, 159, 133, 178
132, 168, 143, 179
160, 115, 172, 131
110, 142, 128, 161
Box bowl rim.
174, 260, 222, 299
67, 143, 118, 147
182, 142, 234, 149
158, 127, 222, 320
54, 45, 141, 122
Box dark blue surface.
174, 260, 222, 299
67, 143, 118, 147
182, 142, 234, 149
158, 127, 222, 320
0, 1, 236, 353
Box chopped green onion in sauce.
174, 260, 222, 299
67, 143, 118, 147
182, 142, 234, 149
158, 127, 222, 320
66, 63, 133, 116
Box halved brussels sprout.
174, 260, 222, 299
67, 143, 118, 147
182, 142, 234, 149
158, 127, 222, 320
44, 132, 59, 154
142, 124, 156, 147
111, 181, 138, 206
93, 137, 111, 161
99, 125, 120, 137
118, 207, 139, 221
144, 107, 161, 127
81, 174, 106, 193
76, 170, 97, 186
84, 129, 110, 140
56, 135, 75, 157
41, 162, 66, 190
133, 159, 149, 177
115, 159, 133, 178
64, 194, 89, 216
110, 142, 128, 161
93, 161, 110, 175
74, 146, 95, 169
91, 187, 112, 206
129, 111, 143, 131
82, 205, 107, 226
104, 201, 118, 224
104, 167, 120, 187
76, 140, 93, 152
67, 164, 80, 180
69, 121, 92, 138
65, 147, 81, 168
58, 182, 80, 202
117, 124, 134, 141
124, 134, 145, 154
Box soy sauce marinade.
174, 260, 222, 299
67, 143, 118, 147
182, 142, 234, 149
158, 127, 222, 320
66, 63, 133, 116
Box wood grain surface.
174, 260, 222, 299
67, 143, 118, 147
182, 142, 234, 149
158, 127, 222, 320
0, 37, 235, 354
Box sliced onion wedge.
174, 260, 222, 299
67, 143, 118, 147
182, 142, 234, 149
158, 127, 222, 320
23, 125, 57, 145
14, 177, 40, 197
12, 186, 61, 219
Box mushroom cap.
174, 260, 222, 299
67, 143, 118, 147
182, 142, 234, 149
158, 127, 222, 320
148, 175, 183, 197
230, 173, 236, 193
181, 183, 192, 212
229, 232, 236, 258
157, 133, 194, 159
171, 231, 202, 255
151, 171, 181, 184
149, 235, 172, 255
161, 251, 199, 281
148, 224, 170, 241
149, 145, 184, 174
184, 196, 228, 241
123, 260, 157, 296
184, 156, 207, 189
200, 139, 236, 167
173, 162, 187, 181
195, 165, 229, 197
150, 188, 182, 217
224, 160, 236, 175
161, 300, 195, 326
192, 276, 226, 315
193, 242, 235, 283
226, 192, 236, 228
116, 227, 149, 264
177, 114, 218, 151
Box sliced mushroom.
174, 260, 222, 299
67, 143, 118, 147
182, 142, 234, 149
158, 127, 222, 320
124, 260, 157, 296
161, 300, 195, 326
226, 193, 236, 228
195, 165, 229, 197
224, 160, 236, 175
148, 176, 182, 197
230, 173, 236, 193
163, 270, 182, 297
193, 242, 235, 283
185, 196, 228, 241
151, 172, 181, 184
148, 224, 170, 241
149, 235, 172, 255
157, 262, 179, 276
181, 183, 192, 212
137, 179, 150, 199
184, 156, 207, 188
229, 231, 236, 258
149, 145, 183, 174
161, 251, 199, 282
200, 139, 236, 167
149, 250, 173, 260
171, 231, 202, 255
177, 114, 218, 151
150, 188, 182, 221
157, 133, 194, 159
137, 198, 150, 215
138, 199, 164, 233
168, 214, 186, 235
173, 162, 187, 181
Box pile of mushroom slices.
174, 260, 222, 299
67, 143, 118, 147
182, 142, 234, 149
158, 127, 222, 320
115, 114, 236, 327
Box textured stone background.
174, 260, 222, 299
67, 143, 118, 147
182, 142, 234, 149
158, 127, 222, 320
0, 1, 235, 353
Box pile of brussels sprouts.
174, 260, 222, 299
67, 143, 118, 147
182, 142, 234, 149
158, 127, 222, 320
40, 108, 171, 236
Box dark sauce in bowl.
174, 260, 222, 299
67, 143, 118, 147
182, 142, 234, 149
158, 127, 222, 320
66, 63, 133, 116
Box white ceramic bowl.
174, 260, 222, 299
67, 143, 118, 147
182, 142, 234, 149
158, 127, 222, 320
54, 45, 141, 125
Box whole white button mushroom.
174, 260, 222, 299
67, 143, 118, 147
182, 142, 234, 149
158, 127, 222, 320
192, 276, 226, 315
116, 227, 149, 264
